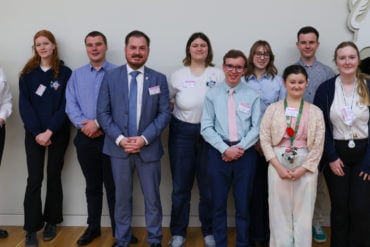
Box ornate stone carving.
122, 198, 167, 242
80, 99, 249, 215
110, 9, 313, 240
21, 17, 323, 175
348, 0, 370, 51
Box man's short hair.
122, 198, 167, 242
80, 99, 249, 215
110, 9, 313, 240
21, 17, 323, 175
223, 50, 248, 68
297, 26, 319, 41
84, 31, 107, 45
125, 30, 150, 47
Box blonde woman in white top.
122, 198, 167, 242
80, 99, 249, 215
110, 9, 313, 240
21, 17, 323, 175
314, 41, 370, 246
0, 67, 12, 239
168, 32, 224, 247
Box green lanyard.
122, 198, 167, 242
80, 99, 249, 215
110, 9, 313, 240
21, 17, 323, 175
284, 99, 304, 147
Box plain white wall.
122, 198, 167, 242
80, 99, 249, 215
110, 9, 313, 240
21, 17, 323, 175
0, 0, 362, 227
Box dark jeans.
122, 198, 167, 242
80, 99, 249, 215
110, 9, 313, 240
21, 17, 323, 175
74, 131, 115, 233
23, 127, 70, 232
209, 145, 256, 247
324, 139, 370, 247
168, 116, 212, 237
249, 154, 269, 243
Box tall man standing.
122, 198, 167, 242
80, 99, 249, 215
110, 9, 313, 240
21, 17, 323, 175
66, 31, 137, 246
295, 26, 335, 243
97, 30, 171, 247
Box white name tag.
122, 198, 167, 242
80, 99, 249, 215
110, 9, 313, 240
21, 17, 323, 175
238, 103, 251, 113
35, 84, 46, 96
149, 85, 161, 95
285, 107, 298, 117
341, 106, 354, 126
183, 80, 195, 88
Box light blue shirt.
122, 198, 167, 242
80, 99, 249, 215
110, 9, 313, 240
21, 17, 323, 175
66, 61, 117, 128
297, 58, 335, 103
201, 81, 261, 154
243, 73, 286, 114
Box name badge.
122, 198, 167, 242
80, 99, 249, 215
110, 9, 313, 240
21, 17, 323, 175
238, 103, 251, 113
183, 80, 195, 88
341, 106, 354, 126
149, 85, 161, 95
35, 84, 46, 96
285, 107, 298, 117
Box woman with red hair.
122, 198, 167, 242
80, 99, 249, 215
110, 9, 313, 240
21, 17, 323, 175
19, 30, 71, 247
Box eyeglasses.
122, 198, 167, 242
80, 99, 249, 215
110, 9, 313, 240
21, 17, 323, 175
224, 64, 245, 72
254, 52, 270, 58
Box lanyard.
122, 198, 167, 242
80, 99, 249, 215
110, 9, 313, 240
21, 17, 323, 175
284, 99, 304, 147
339, 79, 357, 111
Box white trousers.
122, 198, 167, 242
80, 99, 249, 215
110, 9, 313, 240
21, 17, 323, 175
268, 147, 318, 247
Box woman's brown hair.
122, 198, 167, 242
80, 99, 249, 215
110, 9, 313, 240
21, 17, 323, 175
182, 32, 214, 67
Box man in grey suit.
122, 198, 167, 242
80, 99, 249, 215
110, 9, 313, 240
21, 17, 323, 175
97, 30, 171, 247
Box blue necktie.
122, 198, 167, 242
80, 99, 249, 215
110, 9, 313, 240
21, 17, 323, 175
128, 71, 140, 136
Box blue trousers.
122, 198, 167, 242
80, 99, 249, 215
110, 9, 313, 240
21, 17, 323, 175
110, 155, 162, 246
168, 117, 212, 237
208, 145, 256, 247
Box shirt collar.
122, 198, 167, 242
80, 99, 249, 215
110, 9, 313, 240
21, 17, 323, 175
88, 61, 111, 72
126, 64, 144, 75
223, 81, 243, 93
297, 58, 318, 68
246, 73, 270, 81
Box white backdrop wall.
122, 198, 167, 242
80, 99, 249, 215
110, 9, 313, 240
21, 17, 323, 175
0, 0, 358, 227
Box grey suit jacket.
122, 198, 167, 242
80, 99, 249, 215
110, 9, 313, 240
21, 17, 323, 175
97, 64, 170, 162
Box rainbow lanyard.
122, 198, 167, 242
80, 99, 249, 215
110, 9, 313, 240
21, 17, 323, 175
284, 99, 304, 147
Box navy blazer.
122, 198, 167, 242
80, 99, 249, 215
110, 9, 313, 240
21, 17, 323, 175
97, 64, 171, 162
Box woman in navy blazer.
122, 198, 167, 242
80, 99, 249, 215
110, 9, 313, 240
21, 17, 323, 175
314, 41, 370, 246
19, 30, 71, 247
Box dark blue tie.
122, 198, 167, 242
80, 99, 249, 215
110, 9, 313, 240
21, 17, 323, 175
128, 71, 140, 136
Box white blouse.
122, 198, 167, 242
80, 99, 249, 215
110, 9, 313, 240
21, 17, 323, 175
330, 77, 369, 140
0, 67, 12, 121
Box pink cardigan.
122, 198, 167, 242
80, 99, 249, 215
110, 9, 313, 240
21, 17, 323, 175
259, 100, 325, 172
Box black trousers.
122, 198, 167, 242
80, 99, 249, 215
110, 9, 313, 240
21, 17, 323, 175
74, 131, 115, 232
324, 139, 370, 247
249, 154, 269, 243
23, 127, 70, 232
0, 125, 5, 165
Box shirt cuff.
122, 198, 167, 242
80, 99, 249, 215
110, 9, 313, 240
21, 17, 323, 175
141, 135, 149, 145
94, 119, 100, 128
115, 135, 125, 146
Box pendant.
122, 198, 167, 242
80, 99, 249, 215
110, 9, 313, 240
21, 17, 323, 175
348, 140, 355, 148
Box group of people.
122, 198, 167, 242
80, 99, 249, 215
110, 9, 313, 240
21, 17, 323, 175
0, 25, 369, 247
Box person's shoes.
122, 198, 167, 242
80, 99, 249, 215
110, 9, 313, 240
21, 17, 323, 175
43, 223, 57, 241
169, 235, 185, 247
0, 229, 8, 238
204, 235, 216, 247
312, 225, 327, 243
130, 234, 138, 244
151, 243, 162, 247
77, 227, 101, 245
25, 232, 38, 247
